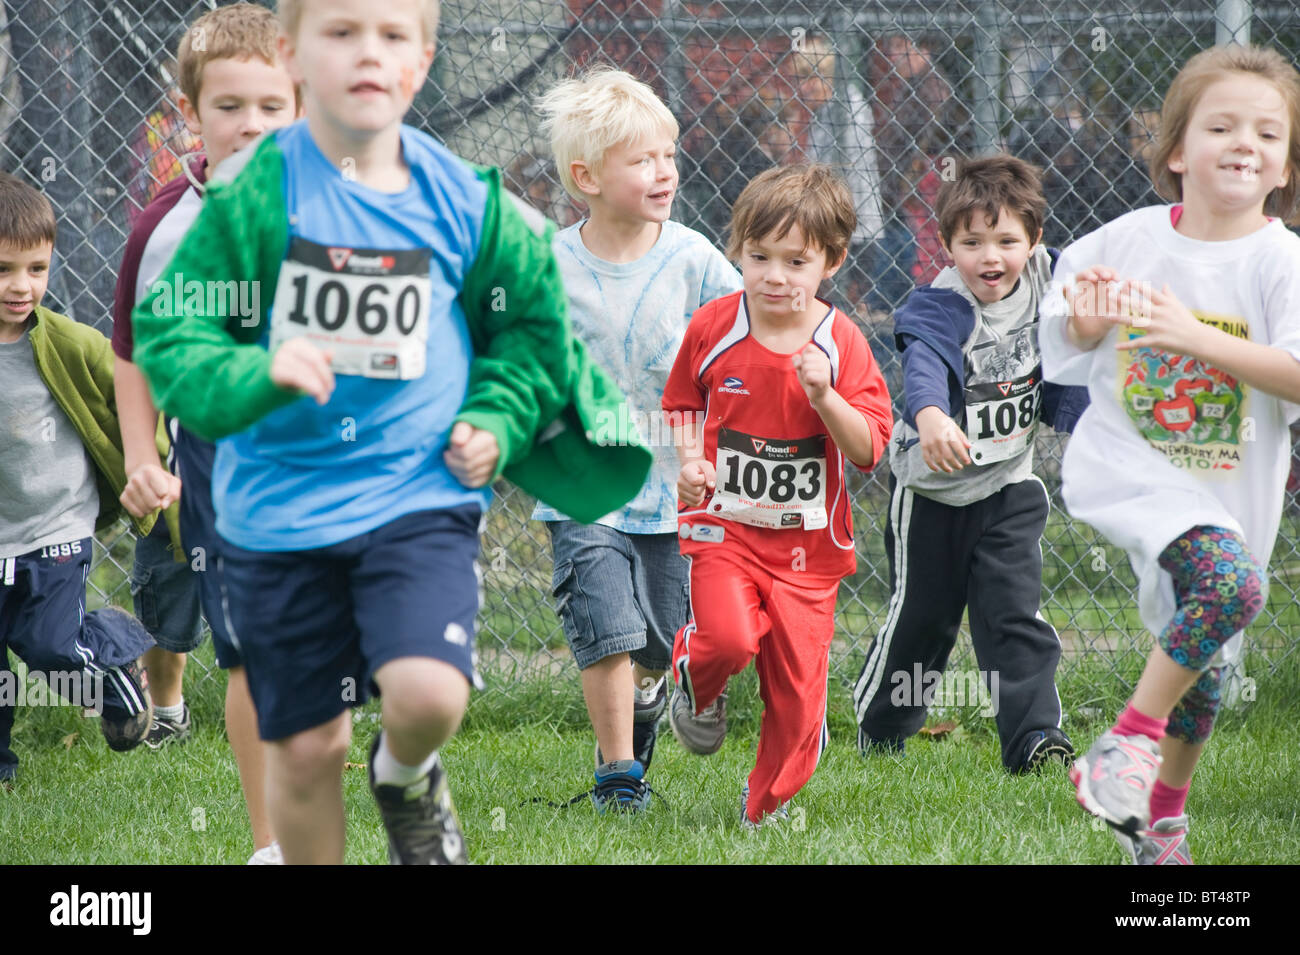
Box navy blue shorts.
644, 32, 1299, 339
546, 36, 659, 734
221, 506, 484, 741
173, 425, 242, 669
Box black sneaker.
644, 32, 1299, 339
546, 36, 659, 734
144, 703, 192, 749
100, 659, 153, 752
1016, 728, 1075, 774
368, 734, 468, 865
596, 677, 669, 771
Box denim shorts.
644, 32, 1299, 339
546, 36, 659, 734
131, 517, 203, 654
546, 521, 689, 672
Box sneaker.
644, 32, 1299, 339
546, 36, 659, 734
591, 760, 650, 814
1070, 731, 1162, 837
367, 736, 468, 865
669, 686, 726, 755
740, 782, 789, 830
1114, 814, 1193, 865
594, 676, 669, 771
99, 659, 153, 753
144, 703, 192, 750
247, 841, 284, 865
857, 727, 905, 756
1015, 728, 1075, 774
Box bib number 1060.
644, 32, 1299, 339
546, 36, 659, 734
972, 391, 1038, 440
720, 457, 822, 503
285, 275, 424, 336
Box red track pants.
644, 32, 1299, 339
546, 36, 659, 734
673, 546, 839, 823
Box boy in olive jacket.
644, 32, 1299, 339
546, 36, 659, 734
1, 172, 161, 776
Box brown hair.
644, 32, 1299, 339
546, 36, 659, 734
0, 171, 57, 248
278, 0, 440, 45
726, 164, 855, 265
178, 3, 286, 108
1151, 44, 1300, 221
936, 154, 1045, 246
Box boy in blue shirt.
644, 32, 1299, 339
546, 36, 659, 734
133, 0, 648, 864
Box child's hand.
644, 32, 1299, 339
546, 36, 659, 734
915, 405, 971, 472
792, 344, 832, 403
444, 422, 500, 488
271, 338, 335, 405
1113, 281, 1212, 357
677, 460, 716, 507
119, 463, 181, 518
1065, 264, 1123, 349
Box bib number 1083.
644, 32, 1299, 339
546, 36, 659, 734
720, 456, 822, 502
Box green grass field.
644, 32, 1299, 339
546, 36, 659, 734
2, 649, 1296, 864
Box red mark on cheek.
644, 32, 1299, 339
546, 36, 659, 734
400, 67, 415, 100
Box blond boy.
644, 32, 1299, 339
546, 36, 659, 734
533, 69, 739, 810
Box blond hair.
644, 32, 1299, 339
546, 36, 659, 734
1151, 44, 1300, 222
727, 164, 855, 266
277, 0, 441, 45
178, 3, 284, 108
537, 67, 679, 200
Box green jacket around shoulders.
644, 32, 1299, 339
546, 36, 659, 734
132, 133, 651, 524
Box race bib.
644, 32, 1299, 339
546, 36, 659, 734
709, 427, 827, 530
270, 238, 432, 379
963, 367, 1041, 465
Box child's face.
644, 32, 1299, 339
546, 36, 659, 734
1169, 73, 1291, 218
740, 223, 841, 323
0, 240, 52, 341
180, 56, 299, 169
281, 0, 434, 143
941, 206, 1039, 305
582, 132, 677, 225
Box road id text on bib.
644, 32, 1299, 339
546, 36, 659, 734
710, 427, 828, 529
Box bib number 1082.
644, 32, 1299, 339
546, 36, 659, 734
284, 275, 424, 337
720, 457, 822, 503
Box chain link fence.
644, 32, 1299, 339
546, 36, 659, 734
4, 0, 1298, 706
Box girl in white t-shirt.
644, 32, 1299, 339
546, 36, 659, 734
1040, 44, 1300, 864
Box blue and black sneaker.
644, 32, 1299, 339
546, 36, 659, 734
591, 759, 650, 814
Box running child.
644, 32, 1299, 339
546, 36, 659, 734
532, 68, 740, 812
112, 1, 299, 864
0, 171, 156, 762
1040, 44, 1300, 864
851, 155, 1087, 773
664, 164, 894, 826
132, 0, 649, 864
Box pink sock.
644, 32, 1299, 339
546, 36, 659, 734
1113, 702, 1166, 743
1149, 779, 1189, 823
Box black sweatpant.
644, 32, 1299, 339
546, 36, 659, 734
852, 476, 1063, 769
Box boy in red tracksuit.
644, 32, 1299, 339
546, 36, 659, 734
664, 164, 893, 826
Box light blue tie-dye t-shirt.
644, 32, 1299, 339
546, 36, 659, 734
533, 219, 741, 533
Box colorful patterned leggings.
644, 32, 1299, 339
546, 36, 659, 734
1157, 525, 1265, 743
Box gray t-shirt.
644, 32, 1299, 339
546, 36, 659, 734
890, 245, 1052, 506
0, 323, 99, 557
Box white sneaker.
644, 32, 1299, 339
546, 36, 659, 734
247, 841, 284, 865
